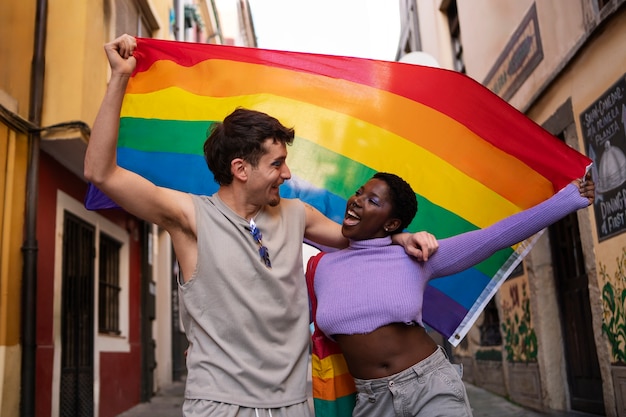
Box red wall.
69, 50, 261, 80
35, 151, 143, 417
99, 224, 143, 417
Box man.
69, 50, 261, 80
84, 34, 437, 417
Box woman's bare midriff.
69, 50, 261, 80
334, 323, 438, 379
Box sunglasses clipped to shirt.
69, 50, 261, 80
249, 218, 271, 268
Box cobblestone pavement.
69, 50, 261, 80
116, 380, 597, 417
465, 383, 594, 417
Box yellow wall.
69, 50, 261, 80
0, 0, 36, 415
0, 0, 177, 415
0, 113, 28, 417
0, 0, 178, 417
0, 1, 36, 112
43, 0, 173, 128
44, 0, 109, 126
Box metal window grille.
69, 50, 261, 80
60, 212, 94, 416
99, 233, 122, 335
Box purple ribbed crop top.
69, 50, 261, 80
314, 184, 588, 337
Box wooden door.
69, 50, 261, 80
550, 213, 604, 414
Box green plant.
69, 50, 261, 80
500, 283, 537, 362
600, 250, 626, 364
475, 348, 502, 361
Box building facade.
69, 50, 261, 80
397, 1, 626, 416
0, 1, 228, 416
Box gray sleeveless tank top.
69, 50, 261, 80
179, 194, 309, 408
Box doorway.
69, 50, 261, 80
543, 100, 604, 414
549, 212, 604, 414
59, 212, 94, 416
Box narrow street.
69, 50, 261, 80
116, 380, 594, 417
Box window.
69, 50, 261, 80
60, 212, 95, 416
184, 4, 205, 42
55, 190, 130, 350
99, 233, 122, 335
396, 0, 422, 61
583, 0, 621, 28
115, 0, 159, 38
444, 0, 466, 74
53, 191, 130, 416
479, 299, 502, 346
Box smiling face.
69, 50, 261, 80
342, 178, 401, 241
245, 138, 291, 207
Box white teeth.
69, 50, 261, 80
347, 209, 360, 220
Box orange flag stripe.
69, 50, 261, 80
312, 373, 357, 400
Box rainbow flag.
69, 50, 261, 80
85, 37, 591, 346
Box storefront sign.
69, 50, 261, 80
580, 74, 626, 240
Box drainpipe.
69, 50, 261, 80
21, 0, 47, 415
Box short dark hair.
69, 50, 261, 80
204, 108, 295, 185
373, 172, 418, 233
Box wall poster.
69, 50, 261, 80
580, 74, 626, 241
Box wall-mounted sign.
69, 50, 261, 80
580, 74, 626, 241
483, 3, 543, 101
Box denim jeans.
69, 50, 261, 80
352, 346, 472, 417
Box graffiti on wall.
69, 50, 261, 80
500, 281, 538, 362
599, 248, 626, 364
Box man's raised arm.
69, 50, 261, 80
84, 35, 193, 230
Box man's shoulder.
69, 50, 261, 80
265, 198, 306, 223
278, 197, 304, 207
189, 192, 217, 205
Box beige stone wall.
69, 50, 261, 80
526, 13, 626, 406
458, 0, 538, 82
432, 1, 625, 414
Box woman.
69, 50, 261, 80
308, 172, 594, 417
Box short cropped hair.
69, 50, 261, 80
373, 172, 418, 233
204, 108, 295, 185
